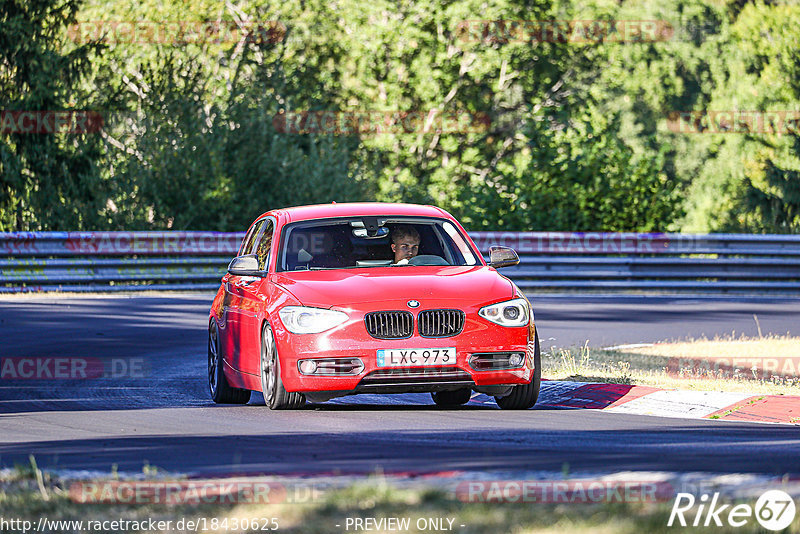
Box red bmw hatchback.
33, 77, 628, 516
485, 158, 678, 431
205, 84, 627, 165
208, 202, 540, 409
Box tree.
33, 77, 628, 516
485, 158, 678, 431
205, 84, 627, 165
0, 0, 108, 230
681, 1, 800, 232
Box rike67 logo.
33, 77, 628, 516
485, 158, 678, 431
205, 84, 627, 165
668, 490, 796, 531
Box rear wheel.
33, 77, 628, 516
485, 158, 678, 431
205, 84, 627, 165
495, 329, 541, 410
208, 321, 251, 404
261, 323, 305, 410
431, 388, 472, 407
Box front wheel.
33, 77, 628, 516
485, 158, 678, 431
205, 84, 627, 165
208, 320, 251, 404
260, 323, 305, 410
495, 329, 541, 410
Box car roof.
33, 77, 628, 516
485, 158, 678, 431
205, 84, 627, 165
264, 202, 451, 224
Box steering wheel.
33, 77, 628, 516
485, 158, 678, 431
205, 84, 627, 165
408, 254, 450, 266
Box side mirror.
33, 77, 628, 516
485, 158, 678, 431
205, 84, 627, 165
488, 246, 520, 268
228, 254, 263, 276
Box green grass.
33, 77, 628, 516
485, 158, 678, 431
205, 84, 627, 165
2, 468, 797, 534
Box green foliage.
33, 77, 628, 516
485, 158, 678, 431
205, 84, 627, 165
0, 0, 109, 230
708, 1, 800, 233
1, 0, 799, 232
329, 0, 673, 231
621, 0, 800, 234
454, 109, 678, 231
73, 0, 372, 230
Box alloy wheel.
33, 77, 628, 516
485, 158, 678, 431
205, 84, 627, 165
208, 324, 219, 396
261, 326, 277, 404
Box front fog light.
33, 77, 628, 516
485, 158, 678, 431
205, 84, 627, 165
298, 360, 318, 375
468, 352, 526, 371
508, 353, 524, 367
297, 358, 363, 376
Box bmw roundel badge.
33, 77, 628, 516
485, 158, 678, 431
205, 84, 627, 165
407, 300, 420, 308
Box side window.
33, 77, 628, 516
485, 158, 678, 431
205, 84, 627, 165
240, 219, 265, 256
255, 220, 274, 271
443, 222, 477, 265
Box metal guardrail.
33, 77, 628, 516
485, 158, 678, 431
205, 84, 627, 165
1, 231, 800, 294
0, 232, 239, 293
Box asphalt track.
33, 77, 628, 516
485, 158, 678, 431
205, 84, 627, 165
1, 293, 799, 477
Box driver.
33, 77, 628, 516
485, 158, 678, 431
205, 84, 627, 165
390, 225, 420, 264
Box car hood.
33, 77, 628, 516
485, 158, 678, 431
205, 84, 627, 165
273, 266, 515, 308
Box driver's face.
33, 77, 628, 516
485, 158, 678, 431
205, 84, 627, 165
392, 237, 420, 263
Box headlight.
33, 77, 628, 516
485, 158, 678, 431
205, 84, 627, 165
278, 306, 348, 334
478, 298, 530, 327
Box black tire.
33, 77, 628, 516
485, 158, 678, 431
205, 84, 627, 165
208, 320, 251, 404
261, 323, 305, 410
495, 329, 541, 410
431, 388, 472, 407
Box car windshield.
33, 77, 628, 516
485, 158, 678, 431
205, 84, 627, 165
277, 217, 479, 271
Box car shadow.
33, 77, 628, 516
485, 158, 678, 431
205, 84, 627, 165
2, 424, 799, 477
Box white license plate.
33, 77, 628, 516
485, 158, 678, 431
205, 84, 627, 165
376, 347, 456, 367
